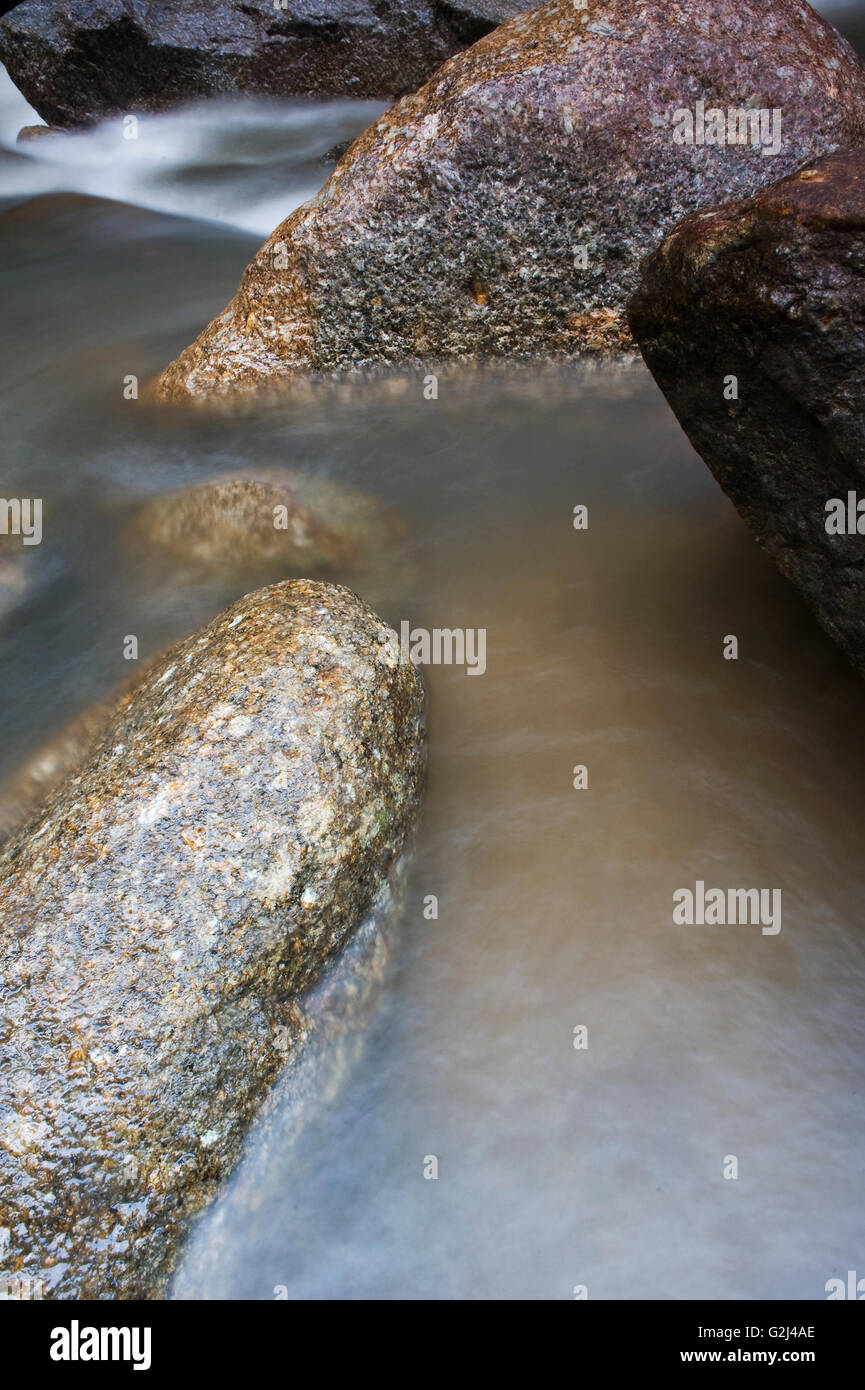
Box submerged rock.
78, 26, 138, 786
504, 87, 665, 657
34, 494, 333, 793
130, 470, 406, 582
154, 0, 865, 400
0, 0, 532, 129
0, 546, 30, 623
628, 147, 865, 677
0, 659, 157, 846
0, 580, 425, 1298
15, 123, 62, 142
0, 702, 108, 846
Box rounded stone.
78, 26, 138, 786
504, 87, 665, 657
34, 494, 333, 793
0, 579, 426, 1298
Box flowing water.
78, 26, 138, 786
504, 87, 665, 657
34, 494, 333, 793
1, 0, 864, 1300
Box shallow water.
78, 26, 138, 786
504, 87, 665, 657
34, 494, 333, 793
2, 0, 865, 1301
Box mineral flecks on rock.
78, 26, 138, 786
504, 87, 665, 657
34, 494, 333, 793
155, 0, 865, 399
0, 580, 426, 1298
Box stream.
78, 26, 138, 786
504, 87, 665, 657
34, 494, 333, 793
1, 0, 863, 1300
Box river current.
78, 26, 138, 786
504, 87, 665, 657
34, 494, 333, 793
0, 0, 863, 1300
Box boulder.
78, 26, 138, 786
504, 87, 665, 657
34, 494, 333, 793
0, 580, 425, 1298
154, 0, 865, 400
628, 147, 865, 677
129, 470, 406, 582
0, 0, 533, 128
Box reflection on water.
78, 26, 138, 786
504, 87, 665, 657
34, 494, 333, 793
1, 4, 865, 1298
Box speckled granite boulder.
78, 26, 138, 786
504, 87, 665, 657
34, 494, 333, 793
0, 580, 425, 1299
155, 0, 865, 399
628, 147, 865, 677
0, 0, 533, 128
130, 470, 406, 582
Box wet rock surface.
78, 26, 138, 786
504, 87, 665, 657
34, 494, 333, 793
0, 579, 426, 1298
171, 872, 402, 1296
628, 147, 865, 677
130, 470, 406, 583
0, 0, 533, 129
155, 0, 865, 400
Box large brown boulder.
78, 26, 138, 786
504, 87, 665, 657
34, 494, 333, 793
628, 148, 865, 677
0, 0, 532, 128
154, 0, 865, 400
0, 580, 425, 1298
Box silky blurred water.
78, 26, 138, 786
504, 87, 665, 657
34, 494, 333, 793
0, 66, 384, 234
1, 0, 865, 1300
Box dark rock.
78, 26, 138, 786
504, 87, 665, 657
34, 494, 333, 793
0, 0, 533, 129
0, 580, 425, 1298
628, 147, 865, 677
153, 0, 865, 400
319, 137, 352, 166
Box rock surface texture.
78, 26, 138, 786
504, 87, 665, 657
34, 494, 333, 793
0, 0, 533, 127
628, 147, 865, 676
0, 580, 425, 1298
154, 0, 865, 400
